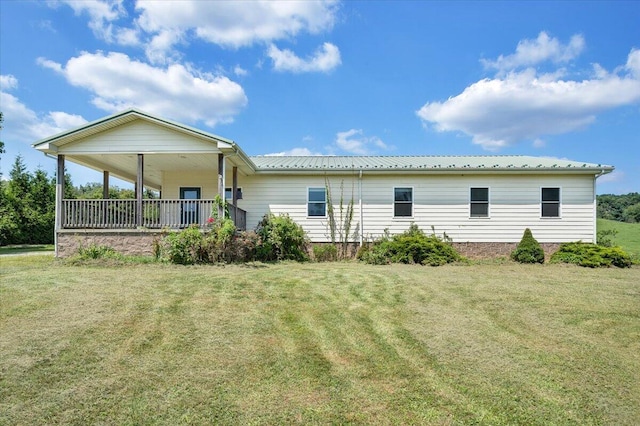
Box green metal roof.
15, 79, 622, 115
249, 155, 613, 173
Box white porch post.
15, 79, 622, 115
136, 154, 144, 227
232, 166, 238, 226
218, 153, 225, 218
55, 155, 65, 257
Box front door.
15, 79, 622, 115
180, 187, 201, 226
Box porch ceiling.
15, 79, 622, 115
67, 152, 229, 191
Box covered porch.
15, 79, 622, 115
33, 109, 256, 254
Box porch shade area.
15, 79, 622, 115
32, 109, 255, 232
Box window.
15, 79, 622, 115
541, 187, 560, 217
225, 187, 242, 200
394, 187, 413, 217
470, 187, 489, 217
308, 187, 326, 217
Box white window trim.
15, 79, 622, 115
393, 186, 414, 219
469, 186, 490, 219
540, 186, 562, 219
307, 186, 327, 218
224, 187, 242, 200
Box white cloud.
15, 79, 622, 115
482, 31, 585, 72
133, 0, 338, 62
626, 48, 640, 78
39, 51, 248, 127
54, 0, 133, 43
268, 42, 341, 73
0, 74, 18, 90
265, 147, 323, 156
234, 65, 248, 77
335, 129, 390, 155
418, 45, 640, 150
0, 75, 87, 143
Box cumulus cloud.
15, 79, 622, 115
268, 42, 341, 73
0, 74, 87, 143
136, 0, 337, 47
482, 31, 585, 72
0, 74, 19, 90
38, 51, 248, 127
134, 0, 338, 63
335, 129, 390, 155
54, 0, 138, 45
417, 34, 640, 150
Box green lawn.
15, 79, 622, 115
0, 244, 54, 255
1, 256, 639, 425
597, 218, 640, 256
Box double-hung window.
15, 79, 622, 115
541, 187, 561, 218
225, 187, 242, 200
470, 187, 489, 218
394, 187, 413, 217
308, 187, 326, 217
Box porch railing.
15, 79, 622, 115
62, 199, 247, 230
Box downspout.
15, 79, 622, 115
592, 169, 607, 244
359, 170, 363, 246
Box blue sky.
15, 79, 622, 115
1, 0, 639, 194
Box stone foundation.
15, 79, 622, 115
57, 230, 165, 257
452, 242, 561, 260
57, 231, 562, 260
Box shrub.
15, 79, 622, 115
76, 243, 119, 260
313, 244, 338, 262
511, 228, 545, 264
359, 224, 461, 266
550, 242, 632, 268
164, 225, 205, 265
597, 229, 618, 247
256, 213, 308, 262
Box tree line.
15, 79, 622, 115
0, 155, 153, 245
597, 193, 640, 223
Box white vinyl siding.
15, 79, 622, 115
162, 172, 596, 244
59, 120, 219, 154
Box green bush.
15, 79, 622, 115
164, 225, 205, 265
256, 214, 309, 262
511, 228, 545, 264
550, 242, 632, 268
313, 244, 338, 262
359, 224, 461, 266
597, 228, 618, 247
77, 243, 119, 260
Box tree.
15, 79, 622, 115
597, 193, 640, 221
0, 111, 5, 167
0, 157, 57, 245
622, 203, 640, 223
511, 228, 545, 264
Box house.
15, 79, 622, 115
33, 109, 614, 258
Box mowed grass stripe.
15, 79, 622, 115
1, 257, 639, 424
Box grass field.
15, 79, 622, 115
1, 256, 639, 425
0, 244, 54, 255
597, 218, 640, 257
